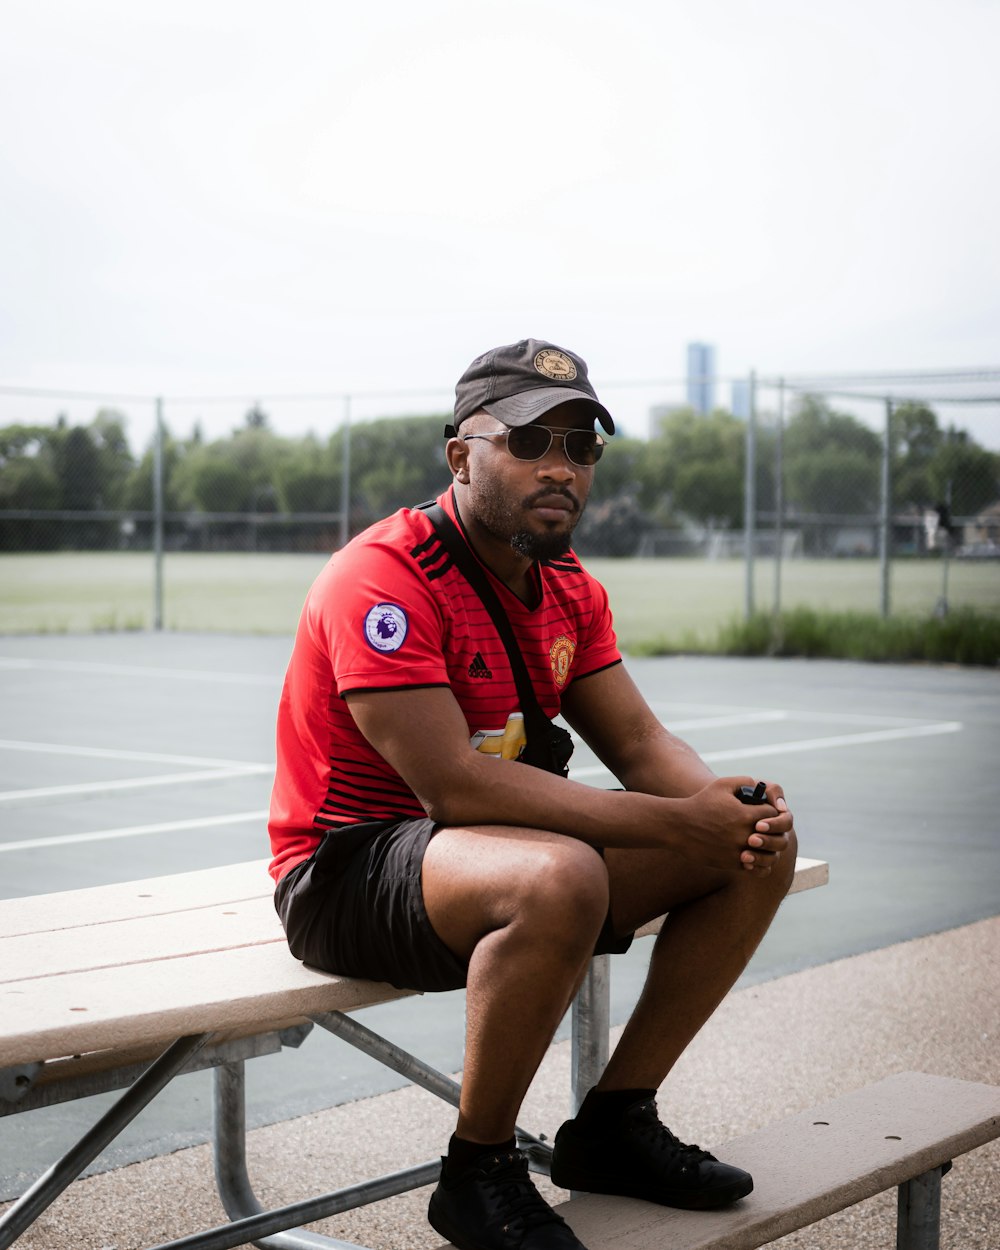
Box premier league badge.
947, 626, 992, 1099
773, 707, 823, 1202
364, 603, 408, 652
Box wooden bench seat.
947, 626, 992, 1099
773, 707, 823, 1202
0, 859, 414, 1074
480, 1071, 1000, 1250
0, 856, 828, 1074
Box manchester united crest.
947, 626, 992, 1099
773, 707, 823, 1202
549, 634, 576, 688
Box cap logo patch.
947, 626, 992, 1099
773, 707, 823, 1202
364, 603, 408, 652
534, 349, 577, 383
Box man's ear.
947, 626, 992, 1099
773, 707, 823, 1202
445, 431, 470, 483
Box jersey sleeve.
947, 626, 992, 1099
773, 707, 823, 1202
570, 570, 621, 683
306, 536, 450, 695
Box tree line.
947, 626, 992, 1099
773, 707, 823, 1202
1, 397, 997, 555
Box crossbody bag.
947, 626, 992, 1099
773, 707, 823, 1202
420, 502, 574, 778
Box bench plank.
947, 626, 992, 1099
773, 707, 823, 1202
0, 859, 270, 936
507, 1072, 1000, 1250
3, 898, 286, 980
0, 943, 414, 1067
0, 857, 825, 1069
635, 857, 827, 938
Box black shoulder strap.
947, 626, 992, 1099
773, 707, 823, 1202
420, 501, 553, 748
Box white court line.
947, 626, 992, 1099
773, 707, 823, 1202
646, 701, 951, 728
567, 710, 788, 743
1, 720, 965, 848
0, 810, 269, 853
654, 710, 788, 732
569, 720, 963, 779
0, 765, 271, 803
0, 657, 276, 685
0, 738, 266, 770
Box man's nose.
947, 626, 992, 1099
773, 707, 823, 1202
535, 434, 576, 479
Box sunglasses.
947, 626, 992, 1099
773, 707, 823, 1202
461, 424, 606, 467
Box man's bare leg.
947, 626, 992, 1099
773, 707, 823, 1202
422, 825, 609, 1143
599, 832, 797, 1090
548, 836, 797, 1212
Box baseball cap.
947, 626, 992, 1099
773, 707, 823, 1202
449, 339, 615, 436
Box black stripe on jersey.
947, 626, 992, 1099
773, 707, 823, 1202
314, 799, 422, 829
319, 794, 421, 820
410, 534, 437, 558
338, 681, 450, 697
543, 554, 582, 572
321, 759, 415, 801
411, 536, 453, 581
568, 657, 623, 683
317, 793, 423, 823
323, 762, 413, 793
321, 785, 407, 811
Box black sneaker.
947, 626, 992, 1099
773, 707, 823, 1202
428, 1148, 588, 1250
549, 1096, 753, 1210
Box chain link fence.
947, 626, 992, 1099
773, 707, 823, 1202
1, 371, 998, 641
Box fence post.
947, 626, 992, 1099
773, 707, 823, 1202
339, 394, 352, 551
879, 397, 893, 618
744, 370, 757, 620
153, 397, 165, 631
774, 378, 785, 616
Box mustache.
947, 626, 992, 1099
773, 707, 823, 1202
523, 487, 581, 513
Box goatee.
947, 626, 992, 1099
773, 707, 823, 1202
510, 529, 574, 561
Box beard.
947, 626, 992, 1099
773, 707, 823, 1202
509, 527, 575, 561
468, 481, 583, 561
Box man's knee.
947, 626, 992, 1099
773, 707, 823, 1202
745, 826, 798, 908
516, 838, 608, 944
773, 828, 798, 894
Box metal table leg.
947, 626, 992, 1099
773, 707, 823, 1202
896, 1164, 949, 1250
213, 1060, 366, 1250
570, 954, 610, 1114
0, 1033, 212, 1250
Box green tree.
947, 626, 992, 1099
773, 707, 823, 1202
929, 429, 1000, 518
122, 427, 187, 512
586, 435, 647, 505
244, 403, 270, 430
172, 446, 251, 512
55, 426, 102, 510
338, 415, 450, 528
783, 397, 881, 515
278, 435, 339, 513
89, 409, 135, 508
170, 424, 288, 512
636, 407, 746, 527
0, 454, 60, 509
892, 401, 941, 508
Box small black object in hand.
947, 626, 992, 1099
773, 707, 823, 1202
737, 781, 768, 805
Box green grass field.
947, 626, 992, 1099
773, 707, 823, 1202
1, 552, 997, 648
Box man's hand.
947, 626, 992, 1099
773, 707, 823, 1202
679, 776, 793, 875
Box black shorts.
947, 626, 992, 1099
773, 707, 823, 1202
274, 817, 634, 994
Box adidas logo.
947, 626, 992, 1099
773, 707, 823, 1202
467, 652, 493, 679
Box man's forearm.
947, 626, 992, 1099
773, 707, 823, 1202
610, 729, 717, 801
419, 747, 703, 852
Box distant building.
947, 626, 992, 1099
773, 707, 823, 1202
730, 378, 751, 419
686, 342, 715, 414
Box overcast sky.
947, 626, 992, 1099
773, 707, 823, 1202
1, 0, 998, 447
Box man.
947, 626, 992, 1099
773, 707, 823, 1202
268, 338, 797, 1250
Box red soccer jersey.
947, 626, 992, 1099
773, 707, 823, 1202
267, 488, 621, 882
